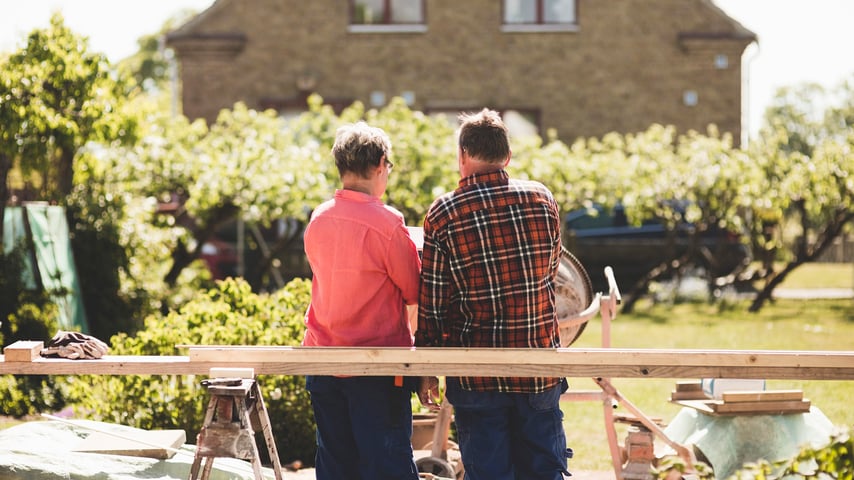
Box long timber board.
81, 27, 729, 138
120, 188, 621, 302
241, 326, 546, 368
2, 346, 853, 380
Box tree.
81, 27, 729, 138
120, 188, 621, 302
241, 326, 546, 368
115, 8, 200, 94
746, 76, 854, 312
75, 94, 460, 305
0, 13, 133, 204
511, 124, 762, 311
0, 14, 139, 339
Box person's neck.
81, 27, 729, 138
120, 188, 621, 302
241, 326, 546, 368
467, 163, 503, 176
341, 176, 379, 197
461, 157, 505, 178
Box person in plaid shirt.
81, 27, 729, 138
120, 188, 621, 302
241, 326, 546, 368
415, 109, 571, 479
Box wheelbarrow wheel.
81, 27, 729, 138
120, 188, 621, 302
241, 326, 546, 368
416, 455, 456, 478
420, 439, 459, 452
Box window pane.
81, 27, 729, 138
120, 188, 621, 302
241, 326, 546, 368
544, 0, 575, 23
354, 0, 384, 24
504, 0, 536, 24
391, 0, 423, 23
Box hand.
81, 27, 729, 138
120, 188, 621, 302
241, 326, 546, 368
417, 376, 441, 412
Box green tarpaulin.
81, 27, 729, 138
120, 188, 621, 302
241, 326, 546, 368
2, 204, 88, 332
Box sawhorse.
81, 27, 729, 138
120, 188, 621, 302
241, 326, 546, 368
189, 369, 283, 480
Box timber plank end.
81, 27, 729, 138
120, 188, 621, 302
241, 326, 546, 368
3, 340, 44, 362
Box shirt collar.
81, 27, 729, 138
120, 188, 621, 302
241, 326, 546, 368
335, 188, 381, 204
458, 169, 509, 188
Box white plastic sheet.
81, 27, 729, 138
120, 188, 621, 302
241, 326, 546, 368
0, 419, 275, 480
662, 406, 835, 479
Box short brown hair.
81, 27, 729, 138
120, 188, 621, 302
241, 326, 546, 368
457, 108, 510, 163
332, 122, 391, 178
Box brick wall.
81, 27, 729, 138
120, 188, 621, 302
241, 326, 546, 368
168, 0, 754, 145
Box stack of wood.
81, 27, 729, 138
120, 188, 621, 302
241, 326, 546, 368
670, 381, 811, 416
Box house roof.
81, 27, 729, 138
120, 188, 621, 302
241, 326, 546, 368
166, 0, 758, 44
165, 0, 233, 42
687, 0, 758, 42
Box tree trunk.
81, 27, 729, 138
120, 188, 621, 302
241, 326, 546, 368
0, 152, 10, 240
163, 204, 240, 287
57, 148, 75, 199
749, 207, 854, 312
620, 253, 691, 314
748, 262, 797, 312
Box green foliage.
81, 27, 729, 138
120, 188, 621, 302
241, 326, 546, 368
63, 277, 317, 465
0, 13, 134, 201
363, 97, 459, 224
0, 247, 27, 346
115, 8, 200, 92
0, 375, 69, 418
66, 194, 148, 339
732, 428, 853, 480
654, 455, 714, 480
0, 13, 144, 341
71, 93, 461, 299
0, 246, 67, 417
745, 76, 854, 310
0, 244, 60, 347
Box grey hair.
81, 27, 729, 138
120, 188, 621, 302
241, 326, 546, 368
332, 122, 392, 178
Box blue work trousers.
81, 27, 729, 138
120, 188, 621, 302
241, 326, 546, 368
306, 375, 419, 480
446, 377, 572, 480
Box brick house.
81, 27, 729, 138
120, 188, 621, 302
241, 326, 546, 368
166, 0, 756, 145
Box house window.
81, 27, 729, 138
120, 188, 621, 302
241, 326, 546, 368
351, 0, 425, 25
504, 0, 577, 25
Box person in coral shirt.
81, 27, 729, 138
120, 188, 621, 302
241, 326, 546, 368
302, 121, 423, 480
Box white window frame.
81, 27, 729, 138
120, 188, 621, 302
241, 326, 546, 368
502, 0, 579, 33
349, 0, 428, 33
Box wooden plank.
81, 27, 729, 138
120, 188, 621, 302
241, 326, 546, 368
186, 346, 854, 369
1, 347, 854, 380
673, 400, 716, 414
674, 398, 812, 416
712, 399, 811, 415
0, 355, 206, 375
675, 380, 703, 392
209, 367, 255, 378
721, 390, 803, 403
3, 341, 44, 362
670, 390, 710, 401
670, 380, 708, 400
71, 429, 186, 459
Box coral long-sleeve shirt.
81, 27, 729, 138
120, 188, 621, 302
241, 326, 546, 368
303, 189, 421, 347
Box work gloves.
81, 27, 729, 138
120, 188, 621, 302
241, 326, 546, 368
40, 331, 109, 360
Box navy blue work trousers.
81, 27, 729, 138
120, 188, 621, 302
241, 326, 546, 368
306, 375, 420, 480
446, 377, 572, 480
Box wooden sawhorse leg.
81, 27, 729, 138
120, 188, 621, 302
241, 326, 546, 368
188, 377, 283, 480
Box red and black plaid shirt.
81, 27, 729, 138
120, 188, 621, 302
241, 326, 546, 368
415, 169, 563, 393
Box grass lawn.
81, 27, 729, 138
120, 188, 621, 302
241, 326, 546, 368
774, 261, 854, 289
562, 262, 854, 472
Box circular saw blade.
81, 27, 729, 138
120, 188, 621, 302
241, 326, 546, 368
555, 246, 594, 347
